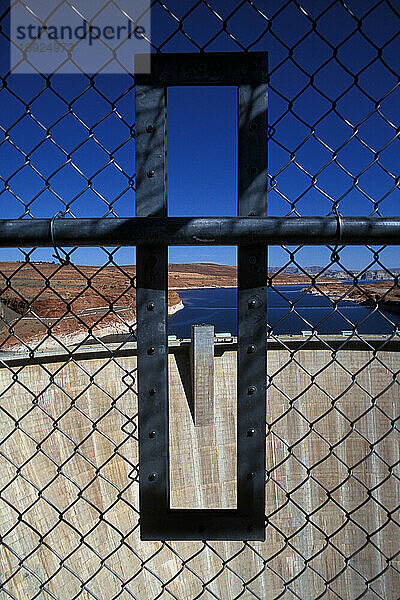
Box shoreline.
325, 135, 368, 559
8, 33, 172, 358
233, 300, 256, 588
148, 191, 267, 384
170, 285, 236, 290
168, 300, 185, 315
170, 279, 338, 291
305, 284, 400, 315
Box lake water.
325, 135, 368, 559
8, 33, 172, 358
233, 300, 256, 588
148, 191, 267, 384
168, 285, 399, 338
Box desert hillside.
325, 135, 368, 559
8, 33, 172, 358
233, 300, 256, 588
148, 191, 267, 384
0, 262, 176, 350
169, 262, 336, 287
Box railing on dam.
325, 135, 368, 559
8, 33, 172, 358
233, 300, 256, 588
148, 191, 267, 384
1, 1, 400, 598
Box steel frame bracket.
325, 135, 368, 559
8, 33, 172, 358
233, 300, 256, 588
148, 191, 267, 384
135, 52, 268, 540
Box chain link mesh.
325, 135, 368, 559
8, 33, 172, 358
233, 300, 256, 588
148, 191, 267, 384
0, 1, 399, 598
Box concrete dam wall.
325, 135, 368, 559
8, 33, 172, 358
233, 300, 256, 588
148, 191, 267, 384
0, 343, 399, 599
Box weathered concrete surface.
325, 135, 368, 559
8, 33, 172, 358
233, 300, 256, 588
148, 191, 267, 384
0, 347, 399, 599
190, 325, 215, 427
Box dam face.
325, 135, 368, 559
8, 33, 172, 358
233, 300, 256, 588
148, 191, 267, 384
0, 345, 399, 599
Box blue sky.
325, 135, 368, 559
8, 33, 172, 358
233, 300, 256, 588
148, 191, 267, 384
0, 0, 399, 269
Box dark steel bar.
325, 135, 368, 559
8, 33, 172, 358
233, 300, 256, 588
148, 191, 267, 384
135, 80, 169, 535
141, 509, 265, 541
135, 52, 268, 86
134, 50, 272, 542
237, 79, 268, 540
1, 217, 399, 247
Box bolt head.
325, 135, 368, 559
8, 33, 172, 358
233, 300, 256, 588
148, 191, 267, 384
249, 255, 257, 265
147, 346, 155, 355
148, 472, 157, 481
149, 431, 156, 438
247, 428, 256, 437
248, 385, 257, 395
147, 170, 155, 178
147, 302, 155, 311
247, 471, 256, 480
146, 124, 154, 133
248, 299, 257, 309
149, 387, 157, 396
247, 344, 256, 354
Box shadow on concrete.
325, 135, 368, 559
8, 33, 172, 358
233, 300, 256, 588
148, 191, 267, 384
173, 346, 194, 422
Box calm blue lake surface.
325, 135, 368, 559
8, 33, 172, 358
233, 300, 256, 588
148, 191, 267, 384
168, 286, 399, 338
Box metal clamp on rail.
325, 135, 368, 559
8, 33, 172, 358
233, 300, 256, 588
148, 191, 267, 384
50, 211, 71, 265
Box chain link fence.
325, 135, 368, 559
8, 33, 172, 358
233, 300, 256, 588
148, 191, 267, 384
0, 1, 399, 598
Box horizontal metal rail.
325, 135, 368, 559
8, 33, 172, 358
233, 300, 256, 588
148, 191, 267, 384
0, 217, 399, 247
